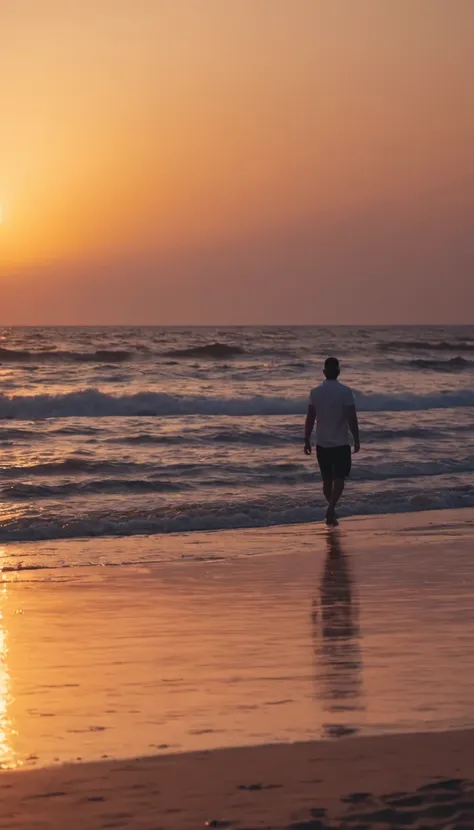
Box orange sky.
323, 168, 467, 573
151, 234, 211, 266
1, 0, 473, 324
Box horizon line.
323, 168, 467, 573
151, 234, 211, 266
0, 323, 472, 329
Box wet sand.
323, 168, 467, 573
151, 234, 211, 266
2, 729, 474, 829
2, 509, 474, 769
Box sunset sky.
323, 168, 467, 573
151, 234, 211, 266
1, 0, 473, 324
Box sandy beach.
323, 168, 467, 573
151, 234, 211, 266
1, 508, 474, 826
2, 729, 474, 828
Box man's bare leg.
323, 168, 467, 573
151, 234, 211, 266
330, 478, 345, 509
323, 477, 333, 504
323, 477, 335, 525
326, 478, 345, 525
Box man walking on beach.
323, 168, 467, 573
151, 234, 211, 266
304, 357, 360, 526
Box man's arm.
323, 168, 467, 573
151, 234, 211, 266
304, 404, 316, 455
345, 404, 360, 452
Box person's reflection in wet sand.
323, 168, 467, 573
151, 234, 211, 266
312, 530, 364, 737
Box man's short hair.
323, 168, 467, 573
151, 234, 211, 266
324, 357, 340, 377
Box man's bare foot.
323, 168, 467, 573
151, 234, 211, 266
325, 506, 338, 526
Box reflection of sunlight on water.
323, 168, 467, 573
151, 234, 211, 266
0, 572, 19, 768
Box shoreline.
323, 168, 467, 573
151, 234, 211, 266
3, 505, 474, 574
2, 728, 474, 828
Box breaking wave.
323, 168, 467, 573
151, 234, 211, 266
0, 458, 148, 478
1, 388, 474, 419
163, 343, 245, 359
3, 455, 474, 498
409, 357, 471, 370
2, 483, 474, 542
379, 340, 474, 353
3, 478, 190, 499
0, 348, 131, 363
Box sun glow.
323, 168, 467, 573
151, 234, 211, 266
0, 182, 88, 268
0, 1, 473, 322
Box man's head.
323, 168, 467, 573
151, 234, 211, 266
323, 356, 340, 380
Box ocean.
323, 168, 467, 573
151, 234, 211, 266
0, 325, 473, 566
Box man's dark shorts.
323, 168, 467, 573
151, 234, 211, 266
316, 445, 352, 480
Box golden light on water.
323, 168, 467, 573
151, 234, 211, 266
0, 575, 19, 769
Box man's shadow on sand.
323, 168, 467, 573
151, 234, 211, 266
312, 531, 364, 737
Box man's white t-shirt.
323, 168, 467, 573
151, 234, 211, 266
309, 380, 355, 448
